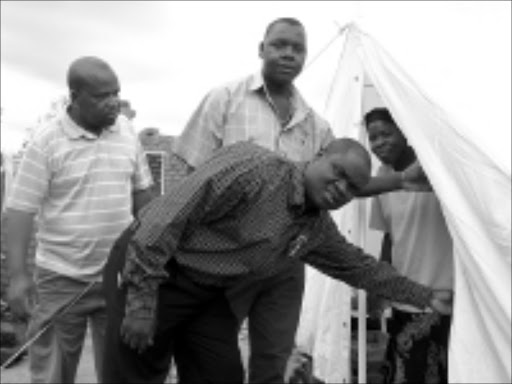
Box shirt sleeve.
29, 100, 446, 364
173, 86, 230, 168
6, 136, 50, 213
122, 160, 264, 320
301, 214, 432, 309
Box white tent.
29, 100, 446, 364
296, 24, 511, 384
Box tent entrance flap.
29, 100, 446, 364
296, 24, 511, 384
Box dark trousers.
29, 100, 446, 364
102, 229, 244, 384
227, 262, 305, 383
382, 308, 452, 384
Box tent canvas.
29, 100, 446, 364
296, 24, 511, 384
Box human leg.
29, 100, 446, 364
427, 313, 451, 383
102, 246, 235, 384
173, 292, 244, 384
89, 297, 108, 382
102, 239, 174, 384
28, 267, 97, 384
246, 263, 305, 383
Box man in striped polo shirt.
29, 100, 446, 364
4, 56, 154, 383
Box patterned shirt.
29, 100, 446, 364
122, 142, 433, 320
7, 112, 153, 279
174, 72, 334, 166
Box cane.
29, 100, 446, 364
1, 280, 97, 371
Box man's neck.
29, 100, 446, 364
392, 147, 416, 171
263, 77, 293, 98
67, 106, 102, 136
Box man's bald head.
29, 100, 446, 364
323, 138, 372, 174
304, 137, 372, 210
67, 56, 118, 93
66, 56, 121, 133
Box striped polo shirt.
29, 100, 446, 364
6, 112, 153, 280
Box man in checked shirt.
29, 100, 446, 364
102, 139, 452, 383
174, 17, 335, 383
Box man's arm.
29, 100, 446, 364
119, 176, 224, 353
123, 183, 211, 322
368, 232, 392, 318
301, 215, 449, 313
132, 187, 157, 215
4, 136, 49, 319
5, 209, 37, 319
356, 161, 432, 197
174, 87, 230, 170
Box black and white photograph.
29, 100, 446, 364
1, 1, 510, 383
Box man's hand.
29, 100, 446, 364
284, 350, 313, 384
120, 314, 155, 353
7, 272, 36, 320
429, 289, 453, 315
401, 161, 433, 192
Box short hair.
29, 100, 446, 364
67, 69, 87, 92
363, 107, 396, 127
323, 138, 372, 171
263, 17, 304, 39
66, 56, 115, 92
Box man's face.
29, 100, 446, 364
366, 120, 408, 166
73, 72, 120, 131
304, 151, 371, 210
259, 22, 307, 86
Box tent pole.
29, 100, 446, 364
357, 193, 368, 384
356, 74, 368, 384
357, 290, 367, 384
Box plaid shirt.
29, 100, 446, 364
122, 142, 432, 320
174, 72, 334, 167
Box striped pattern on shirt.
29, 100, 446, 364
7, 112, 153, 279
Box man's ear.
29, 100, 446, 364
258, 41, 264, 59
70, 90, 78, 102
